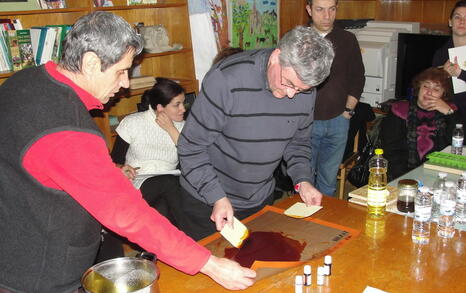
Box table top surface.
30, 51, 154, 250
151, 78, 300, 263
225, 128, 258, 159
157, 195, 466, 293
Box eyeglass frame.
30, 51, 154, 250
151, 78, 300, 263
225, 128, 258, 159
280, 65, 313, 94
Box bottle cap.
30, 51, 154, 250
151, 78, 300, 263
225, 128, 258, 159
324, 255, 332, 264
317, 266, 324, 276
398, 179, 418, 189
374, 148, 383, 155
418, 186, 430, 193
304, 264, 311, 274
295, 275, 303, 285
439, 172, 447, 178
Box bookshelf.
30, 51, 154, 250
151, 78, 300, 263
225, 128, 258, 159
0, 0, 198, 149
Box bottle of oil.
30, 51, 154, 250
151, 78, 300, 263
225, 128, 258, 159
367, 148, 388, 216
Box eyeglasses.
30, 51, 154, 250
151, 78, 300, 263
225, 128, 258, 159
280, 67, 313, 94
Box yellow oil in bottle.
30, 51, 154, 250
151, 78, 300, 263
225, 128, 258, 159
367, 166, 388, 216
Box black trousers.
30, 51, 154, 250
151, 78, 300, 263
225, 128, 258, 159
95, 175, 183, 262
174, 187, 274, 241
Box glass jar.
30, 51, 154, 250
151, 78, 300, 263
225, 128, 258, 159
397, 179, 418, 213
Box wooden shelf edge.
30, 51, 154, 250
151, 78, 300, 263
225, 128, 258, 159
95, 3, 185, 11
142, 48, 192, 58
0, 8, 88, 16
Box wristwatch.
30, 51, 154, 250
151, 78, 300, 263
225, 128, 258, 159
344, 107, 355, 117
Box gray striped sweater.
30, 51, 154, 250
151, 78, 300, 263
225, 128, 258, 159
178, 49, 315, 210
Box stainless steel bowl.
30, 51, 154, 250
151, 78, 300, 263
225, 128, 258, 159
81, 257, 159, 293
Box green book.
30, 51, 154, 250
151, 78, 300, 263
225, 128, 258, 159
6, 30, 21, 71
46, 24, 70, 63
17, 29, 34, 69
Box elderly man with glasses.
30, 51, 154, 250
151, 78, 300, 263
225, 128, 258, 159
175, 26, 335, 241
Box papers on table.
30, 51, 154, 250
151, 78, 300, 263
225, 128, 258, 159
448, 45, 466, 94
284, 202, 322, 218
363, 286, 388, 293
132, 169, 180, 189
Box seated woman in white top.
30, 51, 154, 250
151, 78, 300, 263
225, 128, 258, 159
111, 77, 186, 224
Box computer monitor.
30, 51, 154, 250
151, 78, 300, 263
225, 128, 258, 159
395, 33, 450, 100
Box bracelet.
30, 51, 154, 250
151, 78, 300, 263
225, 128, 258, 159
294, 183, 301, 193
446, 108, 454, 115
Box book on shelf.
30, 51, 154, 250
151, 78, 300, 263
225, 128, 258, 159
0, 32, 11, 71
129, 75, 156, 89
127, 0, 157, 5
46, 25, 70, 63
6, 30, 22, 71
39, 0, 67, 9
17, 30, 34, 69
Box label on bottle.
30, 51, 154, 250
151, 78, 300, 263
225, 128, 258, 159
414, 206, 432, 221
367, 189, 389, 207
453, 137, 464, 148
432, 191, 442, 204
458, 190, 466, 204
440, 199, 456, 216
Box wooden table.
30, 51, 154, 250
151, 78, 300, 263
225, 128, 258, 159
157, 195, 466, 293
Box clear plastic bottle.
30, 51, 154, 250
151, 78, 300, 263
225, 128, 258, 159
456, 172, 466, 225
437, 181, 456, 238
412, 186, 432, 244
431, 172, 447, 222
451, 124, 464, 155
367, 148, 389, 216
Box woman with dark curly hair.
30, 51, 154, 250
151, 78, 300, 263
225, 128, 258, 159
381, 67, 458, 180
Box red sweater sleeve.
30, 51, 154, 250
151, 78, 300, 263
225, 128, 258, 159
22, 131, 210, 275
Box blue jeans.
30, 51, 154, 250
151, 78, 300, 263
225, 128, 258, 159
310, 114, 350, 196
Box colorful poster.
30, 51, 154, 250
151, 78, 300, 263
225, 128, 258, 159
209, 0, 229, 50
228, 0, 279, 50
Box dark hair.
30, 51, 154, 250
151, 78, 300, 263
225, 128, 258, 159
450, 0, 466, 19
212, 47, 243, 64
412, 67, 452, 100
141, 77, 185, 111
307, 0, 338, 6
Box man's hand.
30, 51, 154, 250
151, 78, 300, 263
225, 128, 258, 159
211, 197, 234, 231
200, 255, 256, 290
297, 181, 322, 206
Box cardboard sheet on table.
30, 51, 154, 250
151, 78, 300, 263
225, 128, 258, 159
199, 205, 359, 281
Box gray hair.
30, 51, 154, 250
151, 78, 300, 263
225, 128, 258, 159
277, 26, 334, 87
59, 11, 143, 72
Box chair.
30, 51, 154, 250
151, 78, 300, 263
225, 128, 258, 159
337, 131, 359, 200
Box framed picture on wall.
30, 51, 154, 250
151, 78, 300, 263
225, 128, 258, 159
227, 0, 279, 50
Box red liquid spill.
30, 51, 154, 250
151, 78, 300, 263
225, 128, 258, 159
224, 231, 306, 268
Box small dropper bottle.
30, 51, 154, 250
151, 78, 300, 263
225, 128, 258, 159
303, 264, 311, 286
324, 255, 332, 276
317, 266, 324, 286
295, 275, 303, 293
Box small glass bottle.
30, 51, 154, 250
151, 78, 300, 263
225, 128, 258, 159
295, 275, 303, 293
303, 265, 311, 286
397, 179, 417, 213
323, 255, 332, 276
317, 267, 324, 286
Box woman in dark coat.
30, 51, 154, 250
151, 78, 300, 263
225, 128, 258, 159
381, 67, 458, 180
